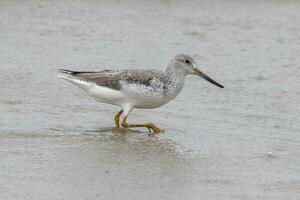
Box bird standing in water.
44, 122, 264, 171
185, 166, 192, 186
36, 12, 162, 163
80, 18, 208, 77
58, 54, 224, 133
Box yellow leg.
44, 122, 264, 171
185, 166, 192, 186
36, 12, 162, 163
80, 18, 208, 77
121, 116, 162, 134
114, 110, 123, 128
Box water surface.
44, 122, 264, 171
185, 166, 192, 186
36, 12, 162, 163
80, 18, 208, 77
0, 0, 299, 199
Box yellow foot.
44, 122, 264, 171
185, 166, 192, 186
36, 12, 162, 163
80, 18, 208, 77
121, 117, 163, 134
144, 122, 163, 134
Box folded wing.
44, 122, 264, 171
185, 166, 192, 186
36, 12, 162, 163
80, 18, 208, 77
58, 69, 165, 91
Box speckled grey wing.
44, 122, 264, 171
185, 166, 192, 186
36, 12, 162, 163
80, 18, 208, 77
58, 69, 122, 89
58, 69, 165, 90
119, 70, 165, 87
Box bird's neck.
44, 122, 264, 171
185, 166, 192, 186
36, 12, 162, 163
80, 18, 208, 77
164, 64, 185, 93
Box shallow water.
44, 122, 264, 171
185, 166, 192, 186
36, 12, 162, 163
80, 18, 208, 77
1, 0, 300, 199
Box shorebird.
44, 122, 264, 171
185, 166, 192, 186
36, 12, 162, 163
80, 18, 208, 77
58, 54, 224, 133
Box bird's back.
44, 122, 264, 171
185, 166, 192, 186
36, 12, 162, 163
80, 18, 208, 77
58, 69, 165, 91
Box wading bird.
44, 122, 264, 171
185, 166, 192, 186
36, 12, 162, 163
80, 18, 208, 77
58, 54, 224, 133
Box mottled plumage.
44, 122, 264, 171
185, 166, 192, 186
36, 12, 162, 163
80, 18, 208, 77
58, 69, 165, 91
58, 54, 224, 133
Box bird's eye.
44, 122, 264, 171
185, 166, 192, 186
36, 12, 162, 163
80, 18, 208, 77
185, 59, 190, 64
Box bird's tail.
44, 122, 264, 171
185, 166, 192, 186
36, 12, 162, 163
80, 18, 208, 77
58, 69, 81, 75
57, 69, 92, 90
57, 69, 74, 79
58, 69, 98, 75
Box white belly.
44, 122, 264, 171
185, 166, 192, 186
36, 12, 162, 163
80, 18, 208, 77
120, 83, 181, 109
91, 85, 176, 109
89, 85, 125, 105
59, 75, 181, 109
126, 93, 176, 109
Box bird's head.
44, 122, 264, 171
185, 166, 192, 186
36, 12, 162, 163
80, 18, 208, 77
172, 54, 224, 88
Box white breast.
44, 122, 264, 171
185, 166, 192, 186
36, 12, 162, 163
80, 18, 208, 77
120, 80, 183, 109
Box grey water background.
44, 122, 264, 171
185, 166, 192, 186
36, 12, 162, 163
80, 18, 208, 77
0, 0, 299, 199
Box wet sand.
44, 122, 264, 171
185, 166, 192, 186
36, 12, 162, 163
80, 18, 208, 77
1, 0, 300, 199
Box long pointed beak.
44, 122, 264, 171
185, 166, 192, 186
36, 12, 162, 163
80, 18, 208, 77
193, 68, 224, 88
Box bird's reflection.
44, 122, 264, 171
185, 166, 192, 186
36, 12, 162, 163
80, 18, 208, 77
73, 126, 185, 163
